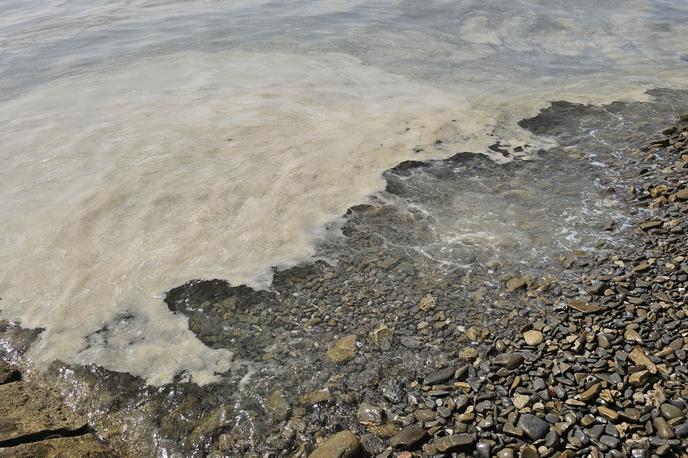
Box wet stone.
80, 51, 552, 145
659, 403, 684, 420
390, 424, 427, 450
357, 403, 383, 426
518, 413, 550, 440
325, 334, 358, 364
433, 433, 474, 452
310, 430, 361, 458
493, 353, 524, 369
424, 367, 455, 385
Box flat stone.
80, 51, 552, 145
503, 423, 524, 437
580, 383, 602, 403
0, 382, 87, 443
424, 367, 455, 386
628, 347, 657, 374
674, 188, 688, 200
493, 353, 524, 369
567, 300, 602, 314
512, 394, 530, 410
0, 434, 111, 458
310, 430, 361, 458
518, 414, 550, 440
433, 434, 474, 452
391, 424, 427, 450
506, 277, 527, 291
597, 406, 619, 422
659, 403, 684, 420
325, 335, 358, 364
496, 448, 515, 458
523, 330, 544, 346
629, 370, 649, 387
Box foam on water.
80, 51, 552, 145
0, 0, 687, 384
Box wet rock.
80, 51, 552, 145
424, 367, 455, 385
266, 390, 291, 421
380, 378, 405, 404
390, 424, 427, 450
597, 406, 619, 422
0, 382, 88, 443
518, 413, 550, 440
433, 433, 474, 452
300, 389, 333, 407
325, 335, 358, 364
357, 403, 383, 426
659, 403, 684, 420
493, 353, 524, 369
0, 435, 111, 458
567, 300, 602, 314
654, 417, 674, 439
0, 361, 20, 385
310, 430, 360, 458
506, 277, 527, 291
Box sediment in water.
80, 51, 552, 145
0, 89, 687, 457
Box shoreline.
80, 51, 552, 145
0, 93, 687, 457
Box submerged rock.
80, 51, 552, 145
310, 430, 360, 458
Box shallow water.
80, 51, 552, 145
1, 0, 688, 385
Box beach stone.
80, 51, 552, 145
493, 353, 524, 369
629, 370, 649, 387
518, 414, 550, 440
599, 434, 620, 449
520, 444, 539, 458
629, 347, 657, 374
512, 394, 530, 409
567, 300, 602, 314
459, 347, 479, 361
659, 403, 684, 420
496, 448, 515, 458
357, 403, 383, 426
424, 367, 455, 385
506, 277, 527, 291
310, 430, 361, 458
523, 330, 544, 346
653, 417, 674, 439
434, 433, 474, 452
597, 406, 619, 422
675, 188, 688, 200
391, 424, 427, 450
325, 335, 358, 364
580, 383, 601, 402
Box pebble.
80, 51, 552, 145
523, 330, 544, 345
518, 414, 550, 440
310, 430, 360, 458
390, 424, 427, 450
433, 433, 474, 452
